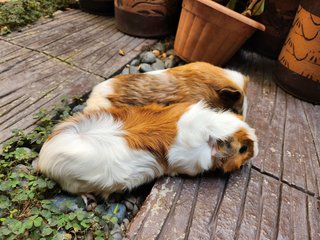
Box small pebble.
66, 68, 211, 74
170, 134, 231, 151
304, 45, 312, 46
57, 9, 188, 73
139, 63, 153, 73
166, 49, 175, 55
126, 196, 137, 205
123, 218, 130, 229
112, 232, 123, 240
124, 201, 134, 211
153, 42, 165, 52
132, 204, 139, 216
151, 59, 165, 70
164, 58, 176, 69
140, 51, 156, 64
121, 67, 129, 75
161, 53, 167, 59
71, 104, 85, 114
129, 66, 139, 74
130, 59, 140, 66
152, 49, 161, 57
13, 164, 30, 174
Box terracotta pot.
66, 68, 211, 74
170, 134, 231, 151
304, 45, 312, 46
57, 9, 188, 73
249, 0, 300, 59
275, 0, 320, 104
174, 0, 265, 66
114, 0, 182, 37
79, 0, 114, 15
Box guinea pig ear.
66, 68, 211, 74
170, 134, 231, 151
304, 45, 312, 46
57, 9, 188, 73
218, 88, 241, 102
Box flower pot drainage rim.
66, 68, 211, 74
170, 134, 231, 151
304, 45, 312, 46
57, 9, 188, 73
192, 0, 266, 31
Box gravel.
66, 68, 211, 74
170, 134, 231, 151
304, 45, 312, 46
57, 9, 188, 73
140, 51, 156, 64
129, 65, 139, 74
139, 63, 153, 73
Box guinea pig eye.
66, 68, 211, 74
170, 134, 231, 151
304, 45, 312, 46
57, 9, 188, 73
239, 145, 248, 154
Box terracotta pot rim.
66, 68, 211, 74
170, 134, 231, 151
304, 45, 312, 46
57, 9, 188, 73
195, 0, 266, 31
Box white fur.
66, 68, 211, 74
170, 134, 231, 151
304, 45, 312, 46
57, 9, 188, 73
38, 113, 164, 197
168, 102, 257, 175
242, 96, 248, 119
224, 69, 245, 90
146, 69, 166, 75
38, 102, 258, 198
84, 78, 115, 112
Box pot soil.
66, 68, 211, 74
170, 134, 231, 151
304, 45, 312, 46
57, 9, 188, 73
174, 0, 265, 66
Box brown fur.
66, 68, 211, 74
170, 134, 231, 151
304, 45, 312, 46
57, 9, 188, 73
106, 62, 247, 114
102, 103, 191, 169
212, 128, 255, 172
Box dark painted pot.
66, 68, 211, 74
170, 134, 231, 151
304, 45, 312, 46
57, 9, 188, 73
248, 0, 300, 59
275, 0, 320, 104
114, 0, 182, 37
79, 0, 114, 15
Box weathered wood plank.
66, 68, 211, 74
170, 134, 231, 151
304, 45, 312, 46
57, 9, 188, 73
282, 94, 320, 197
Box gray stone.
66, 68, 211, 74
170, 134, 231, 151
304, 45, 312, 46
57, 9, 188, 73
153, 42, 165, 52
126, 196, 137, 204
51, 194, 85, 213
124, 201, 134, 211
164, 58, 177, 69
140, 51, 156, 64
112, 232, 123, 240
132, 204, 139, 216
71, 104, 85, 114
139, 63, 153, 73
151, 59, 165, 70
121, 67, 129, 75
104, 225, 109, 235
106, 203, 126, 223
13, 164, 30, 174
130, 59, 140, 66
123, 218, 130, 229
129, 66, 139, 74
166, 49, 175, 55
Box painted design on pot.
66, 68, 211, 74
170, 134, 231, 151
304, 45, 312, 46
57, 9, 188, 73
278, 6, 320, 82
114, 0, 179, 16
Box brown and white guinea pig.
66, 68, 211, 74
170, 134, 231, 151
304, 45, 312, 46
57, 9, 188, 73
38, 101, 258, 200
84, 62, 249, 116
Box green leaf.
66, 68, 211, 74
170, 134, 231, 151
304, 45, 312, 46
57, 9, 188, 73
113, 204, 119, 214
0, 227, 11, 236
0, 195, 11, 209
68, 212, 76, 221
33, 216, 43, 227
226, 0, 238, 10
24, 219, 34, 230
72, 223, 81, 232
41, 227, 53, 236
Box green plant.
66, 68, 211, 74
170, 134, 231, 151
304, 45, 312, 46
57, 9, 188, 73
0, 0, 78, 35
226, 0, 265, 17
0, 97, 117, 239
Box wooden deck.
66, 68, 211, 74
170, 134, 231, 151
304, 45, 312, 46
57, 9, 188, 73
126, 52, 320, 239
0, 9, 319, 240
0, 9, 155, 144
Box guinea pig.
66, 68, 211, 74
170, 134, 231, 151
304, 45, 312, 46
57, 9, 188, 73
84, 62, 249, 116
38, 101, 258, 200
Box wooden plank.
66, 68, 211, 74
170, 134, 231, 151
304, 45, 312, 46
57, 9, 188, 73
282, 95, 320, 196
126, 177, 183, 239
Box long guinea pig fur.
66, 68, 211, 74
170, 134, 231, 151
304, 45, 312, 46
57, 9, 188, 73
38, 102, 258, 200
84, 62, 249, 117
